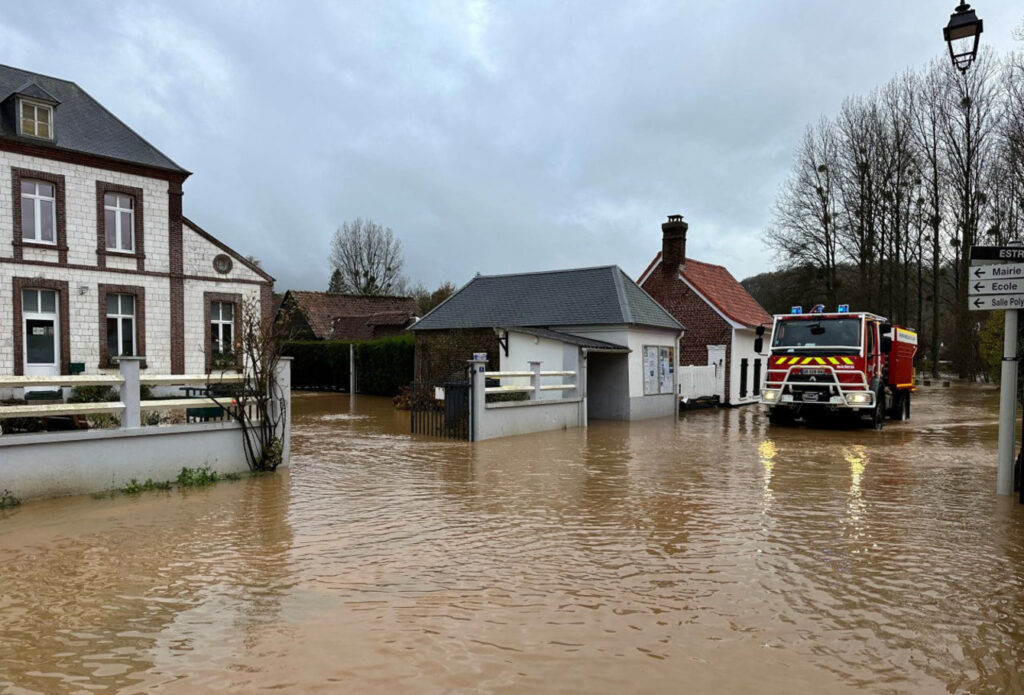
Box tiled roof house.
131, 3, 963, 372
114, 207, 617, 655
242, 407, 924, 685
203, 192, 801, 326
639, 215, 772, 406
277, 290, 418, 341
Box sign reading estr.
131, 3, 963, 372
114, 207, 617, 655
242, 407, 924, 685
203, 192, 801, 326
970, 245, 1024, 263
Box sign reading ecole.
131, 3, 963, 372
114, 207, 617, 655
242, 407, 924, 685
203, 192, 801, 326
968, 246, 1024, 311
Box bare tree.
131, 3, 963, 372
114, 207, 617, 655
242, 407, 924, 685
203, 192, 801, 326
329, 218, 406, 295
939, 50, 999, 377
208, 295, 289, 471
912, 61, 950, 376
766, 118, 841, 304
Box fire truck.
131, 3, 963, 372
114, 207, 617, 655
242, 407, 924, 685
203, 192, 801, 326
756, 305, 918, 428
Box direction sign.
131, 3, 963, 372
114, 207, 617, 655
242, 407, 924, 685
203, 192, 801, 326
969, 295, 1024, 311
970, 245, 1024, 263
969, 278, 1024, 296
971, 263, 1024, 281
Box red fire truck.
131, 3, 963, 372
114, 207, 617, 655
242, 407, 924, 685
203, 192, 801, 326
756, 305, 917, 428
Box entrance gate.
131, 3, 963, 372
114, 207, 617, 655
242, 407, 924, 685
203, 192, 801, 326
409, 380, 471, 440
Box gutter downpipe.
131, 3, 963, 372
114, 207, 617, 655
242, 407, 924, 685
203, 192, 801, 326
580, 348, 589, 429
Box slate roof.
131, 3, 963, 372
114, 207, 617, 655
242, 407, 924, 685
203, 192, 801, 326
412, 266, 683, 332
503, 326, 629, 352
0, 64, 188, 174
285, 291, 419, 340
642, 252, 771, 328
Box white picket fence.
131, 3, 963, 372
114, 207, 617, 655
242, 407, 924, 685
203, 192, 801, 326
677, 365, 718, 401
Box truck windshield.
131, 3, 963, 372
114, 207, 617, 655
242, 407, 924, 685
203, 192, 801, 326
772, 318, 861, 352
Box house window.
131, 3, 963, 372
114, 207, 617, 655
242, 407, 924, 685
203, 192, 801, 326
104, 193, 134, 252
20, 100, 52, 139
106, 293, 136, 358
21, 180, 56, 244
211, 301, 235, 358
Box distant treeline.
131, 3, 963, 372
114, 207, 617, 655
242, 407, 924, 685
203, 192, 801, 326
762, 48, 1024, 378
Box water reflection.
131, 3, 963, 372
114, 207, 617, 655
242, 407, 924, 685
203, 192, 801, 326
2, 384, 1024, 693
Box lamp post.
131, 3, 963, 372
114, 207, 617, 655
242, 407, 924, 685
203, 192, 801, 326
943, 3, 983, 72
944, 4, 1009, 496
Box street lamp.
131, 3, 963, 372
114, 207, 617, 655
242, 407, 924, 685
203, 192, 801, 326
943, 3, 983, 72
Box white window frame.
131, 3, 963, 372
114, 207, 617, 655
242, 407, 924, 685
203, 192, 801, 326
211, 301, 234, 354
106, 293, 137, 358
20, 180, 57, 244
104, 192, 135, 252
22, 289, 59, 369
19, 99, 53, 140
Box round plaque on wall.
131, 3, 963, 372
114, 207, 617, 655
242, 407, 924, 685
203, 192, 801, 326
213, 253, 233, 274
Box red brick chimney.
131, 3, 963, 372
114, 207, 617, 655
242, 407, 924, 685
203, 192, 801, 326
661, 214, 688, 277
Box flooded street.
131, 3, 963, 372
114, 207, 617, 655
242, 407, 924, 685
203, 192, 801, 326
3, 384, 1024, 693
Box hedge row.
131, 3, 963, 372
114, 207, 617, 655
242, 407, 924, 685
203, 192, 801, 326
283, 334, 414, 396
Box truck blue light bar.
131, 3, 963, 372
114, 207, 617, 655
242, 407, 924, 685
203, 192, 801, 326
791, 306, 802, 314
837, 304, 850, 313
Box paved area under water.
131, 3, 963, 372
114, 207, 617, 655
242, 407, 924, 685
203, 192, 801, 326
2, 384, 1024, 693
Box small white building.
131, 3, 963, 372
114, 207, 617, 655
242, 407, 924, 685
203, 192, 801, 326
0, 65, 273, 387
412, 265, 685, 425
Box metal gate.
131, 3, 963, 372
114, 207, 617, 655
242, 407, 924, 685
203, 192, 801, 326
409, 380, 471, 440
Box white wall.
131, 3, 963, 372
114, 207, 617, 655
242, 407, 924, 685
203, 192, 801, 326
499, 332, 578, 401
729, 327, 768, 406
561, 325, 678, 399
182, 221, 267, 283
0, 423, 252, 501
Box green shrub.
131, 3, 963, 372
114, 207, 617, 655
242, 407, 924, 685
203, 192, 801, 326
121, 478, 171, 494
69, 385, 118, 403
283, 334, 414, 397
176, 467, 220, 487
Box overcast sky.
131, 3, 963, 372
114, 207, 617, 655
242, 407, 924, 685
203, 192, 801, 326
3, 1, 1021, 292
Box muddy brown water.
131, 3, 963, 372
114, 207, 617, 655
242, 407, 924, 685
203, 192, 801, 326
2, 384, 1024, 693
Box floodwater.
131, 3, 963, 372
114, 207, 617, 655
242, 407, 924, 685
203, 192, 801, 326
2, 386, 1024, 694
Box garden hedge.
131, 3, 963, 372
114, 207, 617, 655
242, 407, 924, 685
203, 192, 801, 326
283, 334, 414, 396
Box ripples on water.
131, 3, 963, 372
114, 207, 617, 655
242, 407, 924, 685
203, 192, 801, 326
2, 384, 1024, 693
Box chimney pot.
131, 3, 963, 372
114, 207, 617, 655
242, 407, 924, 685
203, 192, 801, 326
661, 214, 688, 276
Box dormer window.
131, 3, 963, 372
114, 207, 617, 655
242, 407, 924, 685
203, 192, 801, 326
19, 99, 53, 139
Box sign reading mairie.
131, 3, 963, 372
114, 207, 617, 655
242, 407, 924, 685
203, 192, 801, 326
972, 263, 1024, 280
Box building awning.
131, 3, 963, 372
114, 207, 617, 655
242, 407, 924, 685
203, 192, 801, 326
499, 326, 630, 353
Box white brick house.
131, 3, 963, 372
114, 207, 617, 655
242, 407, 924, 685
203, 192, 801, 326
0, 65, 273, 380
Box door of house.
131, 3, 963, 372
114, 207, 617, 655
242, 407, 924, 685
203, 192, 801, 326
707, 345, 726, 402
22, 288, 60, 378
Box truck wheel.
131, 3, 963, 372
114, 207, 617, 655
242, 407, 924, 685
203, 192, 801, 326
871, 392, 884, 430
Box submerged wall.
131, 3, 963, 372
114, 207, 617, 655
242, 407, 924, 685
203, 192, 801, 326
0, 423, 252, 501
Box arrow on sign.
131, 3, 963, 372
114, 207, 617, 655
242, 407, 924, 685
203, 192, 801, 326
974, 298, 985, 309
974, 266, 985, 278
974, 282, 984, 293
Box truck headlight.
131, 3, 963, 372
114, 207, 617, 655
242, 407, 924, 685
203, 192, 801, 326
761, 389, 778, 402
845, 392, 871, 405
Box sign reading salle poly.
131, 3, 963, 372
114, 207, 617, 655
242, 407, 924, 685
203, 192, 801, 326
970, 295, 1024, 311
969, 245, 1024, 263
